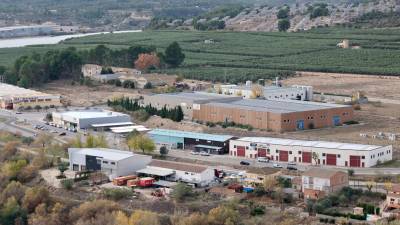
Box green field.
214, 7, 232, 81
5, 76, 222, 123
1, 27, 400, 82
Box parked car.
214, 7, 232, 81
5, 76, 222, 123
273, 163, 282, 168
240, 161, 250, 166
257, 157, 269, 163
287, 162, 298, 170
59, 132, 66, 136
190, 151, 199, 155
199, 152, 210, 156
287, 166, 298, 171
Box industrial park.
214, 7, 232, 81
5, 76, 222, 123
1, 2, 400, 223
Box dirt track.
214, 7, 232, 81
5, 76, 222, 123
283, 72, 400, 100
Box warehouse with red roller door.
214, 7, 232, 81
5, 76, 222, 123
229, 137, 392, 168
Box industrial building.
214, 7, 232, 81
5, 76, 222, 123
147, 129, 234, 154
141, 92, 238, 120
137, 159, 215, 187
52, 110, 131, 132
218, 84, 313, 101
0, 83, 61, 110
68, 148, 152, 180
142, 91, 353, 132
193, 98, 354, 132
229, 137, 392, 168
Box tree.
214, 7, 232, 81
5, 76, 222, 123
366, 180, 375, 192
250, 84, 264, 98
115, 210, 160, 225
58, 162, 68, 177
22, 187, 50, 213
208, 205, 239, 225
69, 200, 119, 225
312, 152, 319, 164
159, 146, 169, 157
127, 135, 155, 154
0, 141, 19, 161
384, 182, 393, 194
164, 42, 185, 67
22, 137, 34, 146
347, 169, 354, 177
171, 183, 195, 202
263, 176, 277, 193
0, 197, 27, 225
34, 133, 53, 148
277, 7, 290, 19
278, 19, 290, 32
134, 53, 160, 71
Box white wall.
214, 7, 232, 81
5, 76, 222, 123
229, 139, 393, 168
302, 176, 330, 191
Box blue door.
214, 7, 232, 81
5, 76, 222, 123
333, 116, 341, 126
296, 120, 304, 130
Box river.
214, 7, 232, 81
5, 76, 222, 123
0, 30, 142, 48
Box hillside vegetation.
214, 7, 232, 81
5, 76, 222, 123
1, 28, 400, 83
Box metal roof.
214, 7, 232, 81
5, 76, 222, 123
237, 137, 384, 151
91, 122, 134, 128
68, 148, 142, 161
152, 92, 232, 101
110, 125, 150, 133
148, 129, 234, 142
195, 145, 222, 150
206, 98, 349, 114
0, 83, 59, 99
55, 110, 128, 119
136, 167, 174, 177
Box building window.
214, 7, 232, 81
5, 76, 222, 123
276, 150, 279, 153
234, 145, 236, 148
337, 155, 340, 158
289, 151, 292, 154
322, 153, 326, 157
298, 151, 301, 154
103, 161, 108, 164
73, 164, 79, 171
361, 156, 365, 159
111, 162, 115, 165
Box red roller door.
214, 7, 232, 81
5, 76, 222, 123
258, 148, 266, 157
237, 146, 245, 157
279, 150, 288, 162
349, 155, 361, 167
326, 154, 337, 166
302, 152, 312, 163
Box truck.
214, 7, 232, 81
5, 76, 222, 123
113, 175, 137, 186
126, 177, 155, 188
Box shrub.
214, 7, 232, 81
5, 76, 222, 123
171, 183, 196, 202
61, 179, 74, 190
102, 188, 133, 201
250, 205, 265, 216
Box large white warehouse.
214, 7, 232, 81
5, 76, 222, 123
68, 148, 152, 180
229, 137, 392, 168
52, 110, 131, 132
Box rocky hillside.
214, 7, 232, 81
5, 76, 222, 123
221, 0, 400, 31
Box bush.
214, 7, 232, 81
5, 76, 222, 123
250, 205, 265, 216
102, 188, 133, 201
171, 183, 196, 202
61, 179, 74, 190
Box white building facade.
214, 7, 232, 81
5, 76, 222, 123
218, 84, 313, 101
52, 110, 131, 131
229, 137, 392, 168
68, 148, 152, 180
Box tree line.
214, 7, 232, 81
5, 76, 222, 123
2, 42, 185, 88
107, 97, 184, 122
